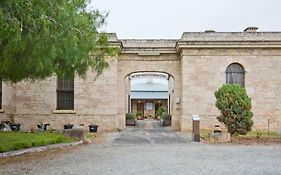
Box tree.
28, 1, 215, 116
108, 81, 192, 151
0, 0, 116, 83
214, 84, 254, 135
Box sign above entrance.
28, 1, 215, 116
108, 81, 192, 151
130, 72, 168, 80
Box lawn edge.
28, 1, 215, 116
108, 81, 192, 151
0, 140, 83, 158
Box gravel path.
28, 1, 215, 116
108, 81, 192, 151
1, 120, 281, 175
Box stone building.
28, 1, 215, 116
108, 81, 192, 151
0, 27, 281, 132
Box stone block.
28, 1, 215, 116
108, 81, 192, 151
63, 128, 85, 140
209, 132, 231, 143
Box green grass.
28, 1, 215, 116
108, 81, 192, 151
199, 130, 281, 140
0, 132, 75, 153
244, 131, 281, 138
200, 130, 212, 140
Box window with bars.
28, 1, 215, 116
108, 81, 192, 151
0, 81, 2, 109
226, 63, 245, 88
56, 76, 74, 110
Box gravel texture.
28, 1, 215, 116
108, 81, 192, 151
0, 120, 281, 175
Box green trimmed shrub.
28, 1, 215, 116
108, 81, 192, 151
126, 113, 135, 120
215, 84, 254, 135
156, 107, 166, 117
135, 111, 143, 117
161, 112, 171, 120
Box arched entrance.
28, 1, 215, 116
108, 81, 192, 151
124, 72, 174, 122
115, 55, 182, 131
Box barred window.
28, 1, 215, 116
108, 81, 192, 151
226, 63, 245, 88
56, 76, 74, 110
0, 81, 2, 109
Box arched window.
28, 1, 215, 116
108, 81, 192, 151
56, 75, 74, 110
226, 63, 245, 87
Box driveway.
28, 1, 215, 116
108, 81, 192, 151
0, 120, 281, 175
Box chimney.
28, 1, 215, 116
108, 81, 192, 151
244, 27, 258, 32
204, 30, 215, 33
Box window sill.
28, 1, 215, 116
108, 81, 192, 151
0, 109, 4, 113
52, 110, 76, 114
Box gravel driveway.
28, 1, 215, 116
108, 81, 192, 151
1, 120, 281, 175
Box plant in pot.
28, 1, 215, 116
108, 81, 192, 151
161, 112, 171, 126
88, 124, 98, 132
8, 113, 21, 131
37, 121, 50, 132
63, 124, 74, 129
135, 112, 143, 120
156, 107, 166, 120
126, 113, 136, 126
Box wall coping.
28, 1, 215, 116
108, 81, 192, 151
109, 32, 281, 55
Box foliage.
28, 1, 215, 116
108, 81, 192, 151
135, 111, 143, 116
7, 112, 15, 123
215, 84, 254, 135
0, 132, 74, 153
161, 112, 171, 120
0, 0, 116, 83
156, 107, 166, 117
126, 113, 135, 120
256, 132, 262, 139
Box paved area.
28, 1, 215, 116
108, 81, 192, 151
1, 120, 281, 175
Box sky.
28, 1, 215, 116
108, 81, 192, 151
89, 0, 281, 39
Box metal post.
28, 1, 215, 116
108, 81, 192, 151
192, 115, 200, 142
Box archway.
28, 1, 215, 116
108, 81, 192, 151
124, 72, 174, 123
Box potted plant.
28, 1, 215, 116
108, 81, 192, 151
126, 113, 136, 126
37, 121, 50, 131
156, 107, 165, 120
63, 124, 73, 129
88, 124, 98, 132
161, 112, 171, 126
8, 113, 21, 131
135, 111, 143, 120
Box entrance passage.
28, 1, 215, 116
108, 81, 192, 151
127, 72, 173, 121
113, 120, 190, 145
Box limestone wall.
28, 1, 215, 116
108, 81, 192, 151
180, 48, 281, 132
0, 59, 118, 132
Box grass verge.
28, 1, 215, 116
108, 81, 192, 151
0, 132, 75, 153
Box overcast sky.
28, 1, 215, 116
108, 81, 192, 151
89, 0, 281, 39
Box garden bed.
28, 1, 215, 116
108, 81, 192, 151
0, 132, 74, 153
230, 132, 281, 145
200, 130, 281, 145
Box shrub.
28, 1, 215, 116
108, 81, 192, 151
215, 84, 254, 135
156, 107, 166, 117
126, 113, 135, 120
161, 112, 171, 120
256, 132, 262, 139
135, 111, 143, 117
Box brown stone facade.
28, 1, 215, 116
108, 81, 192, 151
1, 30, 281, 132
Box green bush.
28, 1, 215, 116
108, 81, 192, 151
215, 84, 254, 135
161, 112, 171, 120
126, 113, 135, 120
135, 111, 143, 116
156, 107, 166, 117
256, 132, 262, 139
